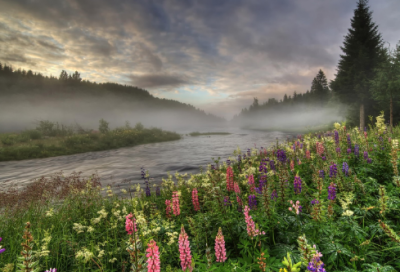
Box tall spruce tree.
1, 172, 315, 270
330, 0, 384, 129
310, 69, 330, 105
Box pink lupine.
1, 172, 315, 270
165, 199, 172, 218
179, 225, 192, 271
146, 239, 161, 272
316, 142, 325, 156
172, 192, 180, 216
290, 160, 294, 171
125, 213, 138, 234
191, 188, 200, 212
306, 150, 311, 159
243, 205, 265, 239
226, 166, 234, 192
215, 227, 227, 262
236, 195, 243, 206
234, 182, 241, 194
288, 200, 302, 215
248, 174, 256, 193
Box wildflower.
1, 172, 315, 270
226, 159, 231, 166
224, 196, 232, 206
178, 225, 192, 272
307, 249, 326, 272
319, 170, 324, 179
288, 200, 302, 214
191, 189, 200, 211
0, 237, 5, 254
329, 163, 337, 178
172, 191, 180, 216
347, 148, 351, 154
236, 195, 243, 206
243, 206, 265, 238
45, 269, 57, 272
270, 160, 276, 171
215, 228, 227, 263
354, 144, 359, 157
226, 166, 234, 192
347, 134, 351, 148
311, 199, 319, 205
294, 175, 302, 194
146, 240, 161, 272
125, 213, 138, 234
363, 151, 368, 160
234, 182, 241, 194
290, 160, 294, 171
367, 158, 372, 164
334, 130, 339, 145
248, 195, 257, 210
156, 186, 161, 196
336, 147, 340, 154
306, 150, 311, 159
277, 149, 287, 163
342, 162, 349, 177
328, 183, 337, 200
271, 190, 278, 201
248, 174, 256, 192
316, 142, 324, 156
165, 199, 172, 218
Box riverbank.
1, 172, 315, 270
0, 124, 181, 161
189, 131, 231, 136
243, 123, 333, 134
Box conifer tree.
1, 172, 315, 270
310, 69, 330, 105
330, 0, 384, 129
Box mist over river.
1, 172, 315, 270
0, 128, 296, 198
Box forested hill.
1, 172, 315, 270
0, 63, 225, 132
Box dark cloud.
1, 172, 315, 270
129, 73, 191, 89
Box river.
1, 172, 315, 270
0, 128, 296, 197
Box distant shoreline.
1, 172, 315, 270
188, 131, 231, 136
242, 125, 333, 134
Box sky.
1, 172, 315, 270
0, 0, 399, 120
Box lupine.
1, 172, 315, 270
236, 195, 243, 206
165, 199, 172, 218
367, 158, 372, 164
215, 227, 227, 263
125, 213, 138, 234
290, 160, 294, 171
288, 200, 302, 214
172, 192, 180, 216
294, 175, 302, 194
0, 237, 5, 254
347, 134, 351, 148
270, 160, 276, 171
329, 163, 338, 178
328, 182, 337, 200
271, 190, 278, 201
234, 182, 241, 194
311, 199, 320, 205
45, 269, 57, 272
178, 225, 192, 272
307, 249, 326, 272
224, 196, 232, 206
146, 239, 161, 272
342, 162, 349, 177
156, 186, 161, 196
347, 148, 351, 154
243, 206, 265, 238
316, 142, 324, 156
248, 195, 257, 209
192, 189, 200, 211
226, 159, 231, 166
354, 144, 359, 157
248, 174, 256, 193
306, 150, 311, 159
336, 147, 340, 154
334, 130, 339, 145
142, 167, 151, 197
319, 170, 324, 178
364, 151, 368, 160
226, 166, 234, 192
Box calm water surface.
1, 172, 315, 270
0, 128, 295, 196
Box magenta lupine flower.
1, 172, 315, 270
172, 192, 180, 216
248, 174, 256, 193
234, 182, 241, 194
248, 195, 257, 210
215, 227, 227, 263
226, 166, 234, 192
306, 150, 311, 159
45, 269, 57, 272
125, 213, 138, 235
0, 237, 5, 254
334, 130, 339, 145
342, 162, 349, 177
236, 195, 243, 206
307, 248, 326, 272
294, 175, 302, 194
363, 151, 368, 160
329, 163, 337, 178
178, 225, 192, 272
243, 206, 265, 239
288, 200, 302, 214
316, 142, 325, 156
192, 189, 200, 211
146, 240, 161, 272
277, 149, 287, 163
328, 182, 337, 200
165, 199, 172, 218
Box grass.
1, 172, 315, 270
0, 121, 181, 161
243, 124, 334, 134
189, 131, 231, 136
0, 118, 400, 271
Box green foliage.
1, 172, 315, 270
98, 119, 110, 134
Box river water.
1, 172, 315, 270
0, 128, 295, 197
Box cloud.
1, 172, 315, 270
128, 73, 191, 89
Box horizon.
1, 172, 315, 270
0, 0, 399, 119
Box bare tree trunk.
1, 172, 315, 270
390, 94, 393, 132
360, 103, 365, 131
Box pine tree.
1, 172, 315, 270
310, 69, 330, 105
330, 0, 384, 129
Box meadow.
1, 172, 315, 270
0, 113, 400, 272
0, 121, 181, 161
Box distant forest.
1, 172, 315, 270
0, 63, 225, 132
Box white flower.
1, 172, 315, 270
342, 210, 354, 217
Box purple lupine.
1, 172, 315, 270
347, 148, 351, 154
363, 151, 368, 160
347, 134, 351, 148
294, 175, 302, 194
328, 183, 337, 200
319, 170, 325, 179
270, 160, 276, 171
224, 196, 231, 206
329, 163, 338, 178
0, 237, 5, 254
321, 156, 326, 161
257, 175, 267, 194
277, 149, 287, 163
271, 190, 278, 201
334, 130, 339, 145
364, 127, 367, 132
300, 143, 303, 149
156, 186, 161, 196
45, 269, 57, 272
141, 167, 151, 197
354, 144, 359, 157
248, 195, 257, 210
226, 160, 231, 166
367, 158, 372, 164
307, 253, 326, 272
342, 162, 349, 177
336, 147, 340, 153
311, 199, 320, 205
